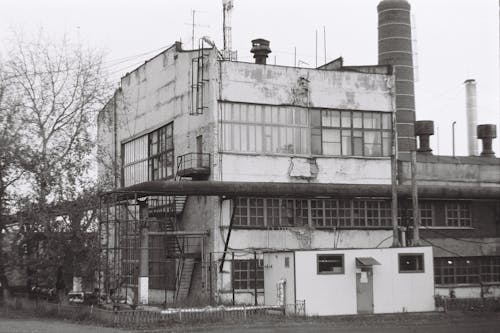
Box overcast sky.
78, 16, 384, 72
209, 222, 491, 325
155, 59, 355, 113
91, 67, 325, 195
1, 0, 499, 156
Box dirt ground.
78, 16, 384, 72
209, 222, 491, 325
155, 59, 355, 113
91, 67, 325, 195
1, 310, 500, 333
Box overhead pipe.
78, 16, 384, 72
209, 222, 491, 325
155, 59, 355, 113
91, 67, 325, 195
105, 181, 500, 200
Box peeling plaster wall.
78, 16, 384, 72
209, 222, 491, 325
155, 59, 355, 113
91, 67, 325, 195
219, 62, 393, 110
98, 46, 221, 187
220, 154, 391, 184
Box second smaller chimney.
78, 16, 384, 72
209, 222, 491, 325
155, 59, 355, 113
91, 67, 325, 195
250, 39, 271, 65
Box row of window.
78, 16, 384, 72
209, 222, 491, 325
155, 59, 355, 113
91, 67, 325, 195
122, 123, 174, 187
317, 253, 425, 274
231, 254, 424, 291
221, 102, 392, 157
434, 257, 500, 285
233, 197, 472, 228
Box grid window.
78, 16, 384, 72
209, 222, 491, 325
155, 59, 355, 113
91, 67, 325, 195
233, 259, 264, 290
122, 123, 174, 186
398, 201, 434, 227
399, 254, 425, 273
233, 197, 396, 229
433, 257, 500, 285
317, 254, 344, 274
222, 103, 309, 154
319, 110, 391, 157
445, 202, 472, 227
481, 257, 500, 283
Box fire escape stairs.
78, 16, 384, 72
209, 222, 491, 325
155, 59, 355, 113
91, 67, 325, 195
175, 258, 196, 301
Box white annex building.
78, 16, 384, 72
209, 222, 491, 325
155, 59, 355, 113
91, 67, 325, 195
264, 247, 435, 316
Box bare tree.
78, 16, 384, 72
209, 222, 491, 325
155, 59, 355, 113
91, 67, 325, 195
0, 66, 26, 296
1, 31, 112, 293
5, 31, 111, 206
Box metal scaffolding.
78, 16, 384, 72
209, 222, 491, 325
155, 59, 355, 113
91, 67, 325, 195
98, 191, 207, 306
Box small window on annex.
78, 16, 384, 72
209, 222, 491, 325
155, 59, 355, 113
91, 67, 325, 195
399, 253, 425, 273
317, 254, 344, 274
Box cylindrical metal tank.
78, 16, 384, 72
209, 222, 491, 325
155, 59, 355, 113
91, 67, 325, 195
378, 0, 416, 152
464, 79, 479, 156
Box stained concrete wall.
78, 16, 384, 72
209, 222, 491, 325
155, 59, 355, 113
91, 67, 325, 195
263, 252, 295, 308
220, 154, 391, 184
97, 44, 221, 187
293, 247, 434, 316
399, 156, 500, 187
219, 61, 394, 111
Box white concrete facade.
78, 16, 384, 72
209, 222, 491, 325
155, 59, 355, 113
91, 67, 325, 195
264, 247, 435, 316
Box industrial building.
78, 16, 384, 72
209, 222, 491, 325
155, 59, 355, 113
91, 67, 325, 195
97, 0, 500, 313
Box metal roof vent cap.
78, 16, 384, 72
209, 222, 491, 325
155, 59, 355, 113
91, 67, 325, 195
477, 124, 497, 157
250, 39, 271, 65
415, 120, 434, 154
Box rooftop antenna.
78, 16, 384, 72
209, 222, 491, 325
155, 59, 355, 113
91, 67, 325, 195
222, 0, 236, 60
323, 26, 327, 64
186, 9, 210, 49
315, 29, 318, 67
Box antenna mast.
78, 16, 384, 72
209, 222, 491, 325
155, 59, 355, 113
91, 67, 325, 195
222, 0, 236, 60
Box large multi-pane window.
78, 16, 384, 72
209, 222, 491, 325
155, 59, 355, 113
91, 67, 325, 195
222, 103, 309, 154
434, 257, 500, 285
398, 201, 434, 227
232, 259, 264, 290
445, 202, 472, 227
122, 123, 174, 186
221, 102, 392, 157
312, 110, 392, 157
233, 197, 392, 228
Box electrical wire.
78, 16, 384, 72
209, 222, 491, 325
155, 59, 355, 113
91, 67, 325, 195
420, 237, 464, 257
375, 234, 393, 248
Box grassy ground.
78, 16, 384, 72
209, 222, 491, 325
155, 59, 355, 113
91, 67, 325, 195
2, 306, 500, 333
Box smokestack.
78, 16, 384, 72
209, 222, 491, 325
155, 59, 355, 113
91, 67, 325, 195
415, 120, 434, 154
464, 79, 479, 156
378, 0, 416, 152
250, 39, 271, 65
477, 124, 497, 157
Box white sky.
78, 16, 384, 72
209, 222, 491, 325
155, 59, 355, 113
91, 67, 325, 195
1, 0, 499, 156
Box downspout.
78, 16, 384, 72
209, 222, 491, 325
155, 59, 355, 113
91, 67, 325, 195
390, 72, 400, 247
219, 197, 238, 273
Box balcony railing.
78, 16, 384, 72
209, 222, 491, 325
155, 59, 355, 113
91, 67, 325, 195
176, 153, 211, 179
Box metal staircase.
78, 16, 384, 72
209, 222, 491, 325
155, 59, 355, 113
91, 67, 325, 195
175, 258, 196, 300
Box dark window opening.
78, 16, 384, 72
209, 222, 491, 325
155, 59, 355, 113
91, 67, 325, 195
317, 254, 344, 274
399, 254, 425, 273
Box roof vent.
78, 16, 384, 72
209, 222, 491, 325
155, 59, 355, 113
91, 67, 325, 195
250, 39, 271, 65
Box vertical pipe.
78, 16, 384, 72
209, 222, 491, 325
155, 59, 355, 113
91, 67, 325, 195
209, 252, 213, 305
391, 73, 400, 247
253, 251, 258, 306
294, 47, 296, 67
411, 151, 420, 246
231, 252, 235, 305
464, 79, 479, 156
